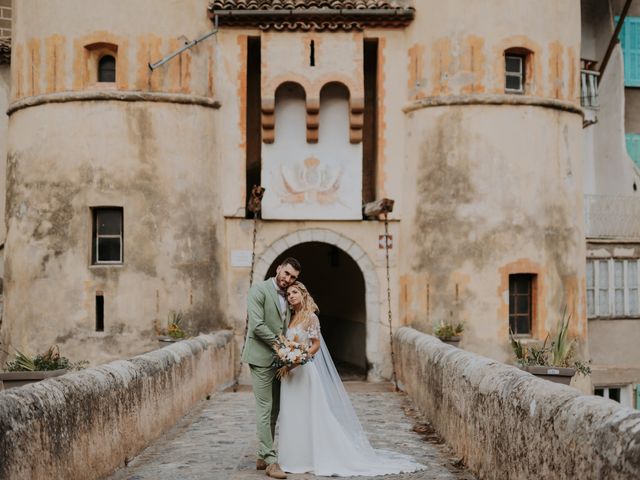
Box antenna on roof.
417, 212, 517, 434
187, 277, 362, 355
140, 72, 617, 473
148, 15, 219, 71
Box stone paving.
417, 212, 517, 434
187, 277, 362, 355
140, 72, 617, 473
108, 383, 476, 480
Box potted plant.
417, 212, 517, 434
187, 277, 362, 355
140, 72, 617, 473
434, 320, 465, 347
157, 311, 187, 342
0, 345, 87, 390
510, 308, 590, 385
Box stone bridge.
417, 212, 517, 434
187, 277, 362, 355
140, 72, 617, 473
1, 329, 639, 480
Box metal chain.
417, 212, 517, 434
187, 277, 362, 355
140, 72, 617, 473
244, 210, 259, 343
384, 213, 399, 391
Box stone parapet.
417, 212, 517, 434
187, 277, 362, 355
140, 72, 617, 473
394, 327, 640, 480
0, 330, 236, 480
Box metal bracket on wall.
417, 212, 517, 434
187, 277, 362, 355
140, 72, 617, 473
148, 15, 219, 71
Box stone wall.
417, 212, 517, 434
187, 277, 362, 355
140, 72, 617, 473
0, 330, 235, 480
394, 327, 640, 480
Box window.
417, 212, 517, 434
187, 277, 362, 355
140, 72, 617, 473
92, 207, 123, 264
505, 54, 525, 93
595, 385, 634, 408
98, 55, 116, 83
595, 387, 621, 402
96, 293, 104, 332
587, 259, 639, 318
618, 16, 640, 87
509, 274, 535, 335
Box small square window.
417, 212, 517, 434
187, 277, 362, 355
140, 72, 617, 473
505, 54, 525, 94
92, 207, 123, 264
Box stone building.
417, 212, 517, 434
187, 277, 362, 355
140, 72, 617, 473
0, 0, 634, 405
581, 0, 640, 408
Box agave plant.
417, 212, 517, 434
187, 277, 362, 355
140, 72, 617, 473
550, 306, 575, 367
434, 320, 464, 341
4, 345, 86, 372
509, 307, 590, 376
166, 311, 186, 340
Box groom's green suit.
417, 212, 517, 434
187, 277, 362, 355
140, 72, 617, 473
242, 278, 290, 465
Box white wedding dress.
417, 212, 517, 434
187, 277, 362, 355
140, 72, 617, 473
278, 315, 424, 476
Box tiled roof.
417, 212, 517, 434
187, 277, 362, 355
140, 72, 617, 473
0, 38, 10, 65
210, 0, 409, 9
208, 0, 414, 30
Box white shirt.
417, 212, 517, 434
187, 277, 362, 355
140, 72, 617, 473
272, 278, 287, 314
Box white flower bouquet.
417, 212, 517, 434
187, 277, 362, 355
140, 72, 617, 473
273, 334, 311, 379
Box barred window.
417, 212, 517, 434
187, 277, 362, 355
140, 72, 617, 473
509, 274, 535, 335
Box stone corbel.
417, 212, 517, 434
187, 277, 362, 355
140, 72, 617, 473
349, 97, 364, 144
306, 97, 320, 143
262, 98, 275, 144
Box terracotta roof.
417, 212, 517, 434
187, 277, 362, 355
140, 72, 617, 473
208, 0, 414, 31
0, 38, 10, 65
210, 0, 410, 9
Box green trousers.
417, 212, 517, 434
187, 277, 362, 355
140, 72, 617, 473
249, 364, 281, 464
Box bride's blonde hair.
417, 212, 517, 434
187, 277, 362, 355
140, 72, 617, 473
288, 281, 319, 328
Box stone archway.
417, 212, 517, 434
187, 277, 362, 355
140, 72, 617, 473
253, 229, 383, 380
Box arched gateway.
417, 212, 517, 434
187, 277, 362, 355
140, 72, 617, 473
253, 229, 384, 380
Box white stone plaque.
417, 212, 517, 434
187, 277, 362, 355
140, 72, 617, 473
231, 250, 253, 268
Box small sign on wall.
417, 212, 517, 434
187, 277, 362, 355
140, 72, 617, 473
231, 250, 253, 268
379, 235, 393, 249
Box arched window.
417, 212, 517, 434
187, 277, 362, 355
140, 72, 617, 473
98, 55, 116, 83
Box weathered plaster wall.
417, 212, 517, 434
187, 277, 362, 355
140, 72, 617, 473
583, 0, 640, 195
406, 0, 580, 101
10, 0, 215, 101
399, 0, 587, 363
2, 0, 225, 365
589, 318, 640, 366
402, 105, 586, 363
395, 327, 640, 480
3, 100, 224, 365
0, 330, 235, 480
0, 64, 9, 248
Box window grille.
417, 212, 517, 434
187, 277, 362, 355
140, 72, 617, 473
509, 274, 535, 335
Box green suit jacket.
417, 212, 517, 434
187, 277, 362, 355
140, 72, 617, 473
241, 278, 290, 367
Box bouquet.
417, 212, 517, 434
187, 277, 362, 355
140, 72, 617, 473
273, 334, 312, 379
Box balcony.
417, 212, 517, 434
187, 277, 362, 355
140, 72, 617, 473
580, 60, 600, 109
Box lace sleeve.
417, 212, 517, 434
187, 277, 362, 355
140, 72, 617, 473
307, 314, 321, 339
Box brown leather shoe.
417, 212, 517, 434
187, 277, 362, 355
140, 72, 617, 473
265, 462, 287, 479
256, 458, 267, 470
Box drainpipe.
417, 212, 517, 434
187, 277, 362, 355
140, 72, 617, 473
599, 0, 634, 77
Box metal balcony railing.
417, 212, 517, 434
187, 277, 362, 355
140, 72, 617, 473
581, 68, 600, 109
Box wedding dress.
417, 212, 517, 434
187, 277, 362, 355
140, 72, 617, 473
278, 315, 424, 476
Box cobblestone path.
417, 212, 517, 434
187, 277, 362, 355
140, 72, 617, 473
108, 383, 475, 480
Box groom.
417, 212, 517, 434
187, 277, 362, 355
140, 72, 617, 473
242, 257, 301, 479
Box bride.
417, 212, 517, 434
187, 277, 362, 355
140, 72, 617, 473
277, 281, 425, 477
